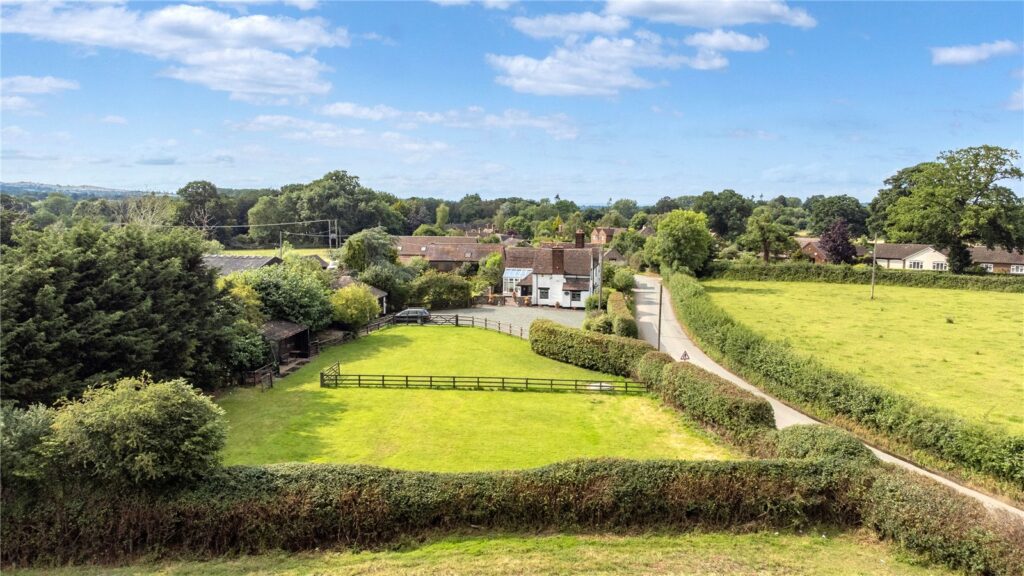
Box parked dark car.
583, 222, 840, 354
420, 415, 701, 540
394, 308, 431, 323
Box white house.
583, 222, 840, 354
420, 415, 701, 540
501, 246, 601, 309
873, 243, 1024, 274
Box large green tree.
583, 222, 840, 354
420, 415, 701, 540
738, 205, 797, 263
1, 222, 236, 404
868, 162, 939, 238
646, 210, 714, 272
692, 189, 755, 240
335, 226, 398, 272
808, 195, 869, 237
885, 146, 1024, 273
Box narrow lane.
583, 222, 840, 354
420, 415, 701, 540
633, 274, 1024, 520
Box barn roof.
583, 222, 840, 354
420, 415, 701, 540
202, 255, 282, 275
259, 320, 308, 341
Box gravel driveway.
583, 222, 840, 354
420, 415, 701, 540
442, 304, 585, 336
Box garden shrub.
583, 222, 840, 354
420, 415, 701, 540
771, 425, 876, 465
655, 362, 775, 445
330, 284, 381, 329
863, 469, 1024, 575
409, 270, 472, 310
50, 376, 226, 486
664, 271, 1024, 488
529, 320, 653, 377
706, 261, 1024, 293
612, 267, 636, 293
0, 403, 55, 490
1, 459, 865, 565
606, 290, 638, 338
582, 313, 613, 334
633, 351, 674, 389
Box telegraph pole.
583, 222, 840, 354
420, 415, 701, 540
870, 235, 878, 300
656, 282, 663, 351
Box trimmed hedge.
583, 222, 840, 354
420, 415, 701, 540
653, 362, 775, 445
706, 261, 1024, 293
1, 459, 863, 565
606, 291, 638, 338
665, 272, 1024, 489
633, 351, 674, 389
771, 425, 876, 465
864, 468, 1024, 575
529, 320, 653, 377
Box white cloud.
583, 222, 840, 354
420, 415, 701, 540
1009, 88, 1023, 111
731, 129, 780, 141
1, 75, 79, 94
481, 109, 578, 140
511, 12, 630, 39
321, 101, 402, 120
1, 95, 35, 111
101, 115, 128, 124
930, 40, 1020, 65
432, 0, 516, 10
487, 33, 689, 96
685, 29, 769, 52
605, 0, 816, 29
1, 2, 346, 100
232, 115, 449, 162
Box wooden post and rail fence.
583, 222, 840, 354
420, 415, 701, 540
319, 362, 646, 395
357, 313, 529, 339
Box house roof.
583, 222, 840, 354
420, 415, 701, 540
394, 235, 480, 258
804, 241, 868, 257
260, 319, 308, 341
638, 225, 655, 237
794, 237, 819, 248
872, 243, 937, 260
516, 274, 533, 286
534, 248, 593, 275
304, 254, 330, 269
333, 275, 388, 299
968, 246, 1024, 265
603, 248, 624, 261
562, 280, 590, 291
202, 254, 282, 275
424, 243, 502, 263
504, 246, 537, 269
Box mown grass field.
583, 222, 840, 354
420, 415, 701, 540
218, 326, 735, 470
9, 531, 950, 575
702, 279, 1024, 434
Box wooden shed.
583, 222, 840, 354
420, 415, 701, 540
260, 320, 312, 366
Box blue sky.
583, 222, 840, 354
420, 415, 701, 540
1, 0, 1022, 203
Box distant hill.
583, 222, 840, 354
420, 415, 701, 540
0, 181, 168, 197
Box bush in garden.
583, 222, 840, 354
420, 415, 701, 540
409, 270, 472, 309
49, 376, 226, 486
0, 403, 55, 490
612, 267, 636, 293
330, 284, 381, 329
606, 291, 637, 337
243, 261, 333, 331
583, 313, 613, 334
530, 320, 653, 376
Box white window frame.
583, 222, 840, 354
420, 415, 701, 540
931, 261, 947, 271
907, 260, 923, 270
569, 291, 582, 302
1011, 265, 1024, 275
980, 263, 994, 273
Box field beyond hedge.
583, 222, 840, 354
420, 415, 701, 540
8, 531, 951, 575
702, 280, 1024, 434
218, 326, 734, 469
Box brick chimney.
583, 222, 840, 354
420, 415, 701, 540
575, 229, 585, 248
551, 248, 564, 274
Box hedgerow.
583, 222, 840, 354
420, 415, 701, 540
706, 261, 1024, 293
529, 320, 653, 376
654, 362, 775, 446
664, 271, 1024, 489
1, 459, 864, 565
606, 290, 638, 338
771, 425, 876, 465
633, 351, 674, 389
863, 468, 1024, 575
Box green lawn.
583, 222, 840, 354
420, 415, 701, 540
702, 280, 1024, 434
222, 247, 331, 258
218, 326, 734, 470
8, 531, 950, 575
